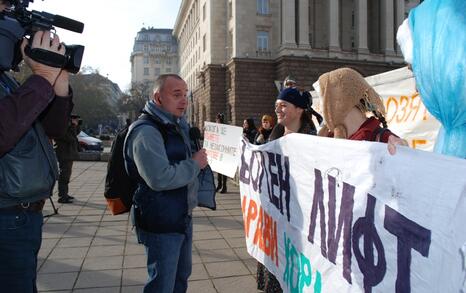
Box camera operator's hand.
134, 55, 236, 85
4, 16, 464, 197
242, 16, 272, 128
53, 67, 69, 97
21, 31, 69, 96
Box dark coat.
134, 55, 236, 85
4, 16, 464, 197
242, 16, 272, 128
254, 128, 273, 145
55, 124, 80, 161
0, 74, 73, 156
243, 128, 258, 144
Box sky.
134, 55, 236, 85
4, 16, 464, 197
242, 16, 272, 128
29, 0, 183, 92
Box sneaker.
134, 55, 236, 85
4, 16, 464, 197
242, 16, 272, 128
67, 195, 75, 200
58, 197, 73, 204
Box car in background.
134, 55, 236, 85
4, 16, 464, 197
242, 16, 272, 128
77, 131, 103, 152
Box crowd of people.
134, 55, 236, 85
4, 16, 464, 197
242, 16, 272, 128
0, 0, 464, 292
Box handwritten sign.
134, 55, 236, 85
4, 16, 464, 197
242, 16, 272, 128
203, 122, 243, 178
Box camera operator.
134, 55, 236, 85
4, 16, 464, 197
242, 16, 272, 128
0, 0, 74, 291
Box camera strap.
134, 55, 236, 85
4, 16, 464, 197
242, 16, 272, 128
24, 45, 66, 69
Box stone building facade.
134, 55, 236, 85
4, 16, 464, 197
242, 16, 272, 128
174, 0, 421, 127
130, 28, 179, 86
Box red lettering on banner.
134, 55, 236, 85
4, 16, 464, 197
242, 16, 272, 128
242, 196, 279, 267
244, 197, 258, 236
412, 139, 427, 149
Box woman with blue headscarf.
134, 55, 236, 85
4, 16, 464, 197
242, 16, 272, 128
397, 0, 466, 158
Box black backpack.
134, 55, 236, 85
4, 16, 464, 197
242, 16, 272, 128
104, 113, 165, 215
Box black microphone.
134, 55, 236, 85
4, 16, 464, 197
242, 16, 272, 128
32, 11, 84, 33
52, 14, 84, 33
189, 127, 202, 151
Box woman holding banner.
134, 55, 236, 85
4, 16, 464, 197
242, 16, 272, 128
317, 67, 406, 149
257, 87, 318, 292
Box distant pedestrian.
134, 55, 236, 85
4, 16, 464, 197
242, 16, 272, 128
254, 114, 274, 145
215, 113, 228, 193
242, 118, 257, 143
54, 114, 81, 203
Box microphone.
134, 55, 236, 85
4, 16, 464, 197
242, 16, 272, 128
189, 127, 202, 151
52, 14, 84, 33
32, 11, 85, 33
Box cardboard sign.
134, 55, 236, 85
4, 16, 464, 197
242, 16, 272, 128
203, 122, 243, 178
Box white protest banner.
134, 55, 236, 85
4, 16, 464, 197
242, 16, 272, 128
239, 135, 466, 293
312, 67, 441, 152
367, 67, 441, 151
203, 122, 243, 178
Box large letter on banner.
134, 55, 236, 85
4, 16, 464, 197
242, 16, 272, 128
239, 134, 466, 293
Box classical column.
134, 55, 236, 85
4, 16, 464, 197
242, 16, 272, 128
281, 0, 297, 48
381, 0, 396, 55
329, 0, 340, 51
298, 0, 311, 48
395, 0, 405, 55
355, 0, 369, 54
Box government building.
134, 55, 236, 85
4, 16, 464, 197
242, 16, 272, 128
174, 0, 421, 127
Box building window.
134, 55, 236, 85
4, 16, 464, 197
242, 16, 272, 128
167, 58, 172, 65
154, 68, 160, 75
257, 31, 269, 51
143, 44, 149, 52
143, 68, 149, 76
202, 3, 206, 20
257, 0, 269, 15
143, 56, 149, 64
203, 34, 206, 52
155, 58, 161, 64
166, 68, 172, 73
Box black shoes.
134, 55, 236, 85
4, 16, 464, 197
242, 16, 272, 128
58, 196, 73, 204
219, 189, 227, 194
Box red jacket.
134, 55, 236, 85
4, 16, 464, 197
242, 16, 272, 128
348, 117, 393, 142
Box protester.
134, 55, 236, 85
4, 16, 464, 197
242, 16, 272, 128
256, 87, 317, 293
283, 75, 297, 89
243, 118, 258, 143
215, 113, 228, 193
125, 74, 210, 292
254, 114, 274, 145
0, 1, 74, 290
54, 114, 81, 203
317, 67, 407, 150
396, 0, 465, 158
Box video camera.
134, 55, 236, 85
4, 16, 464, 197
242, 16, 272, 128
0, 0, 85, 73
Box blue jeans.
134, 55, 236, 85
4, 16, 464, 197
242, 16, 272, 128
136, 218, 193, 293
0, 209, 43, 293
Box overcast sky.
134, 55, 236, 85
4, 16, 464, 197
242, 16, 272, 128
29, 0, 182, 92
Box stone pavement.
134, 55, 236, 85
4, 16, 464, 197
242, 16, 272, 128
38, 161, 258, 293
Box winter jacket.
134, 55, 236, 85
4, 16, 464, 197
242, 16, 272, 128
125, 101, 202, 233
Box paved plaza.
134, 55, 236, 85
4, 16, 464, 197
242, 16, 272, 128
38, 161, 258, 293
